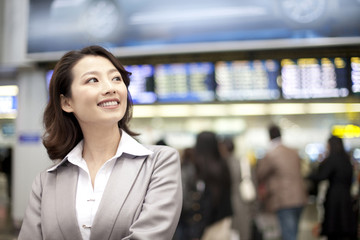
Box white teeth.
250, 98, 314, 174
99, 101, 118, 107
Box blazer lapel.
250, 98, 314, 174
90, 154, 146, 240
56, 163, 83, 240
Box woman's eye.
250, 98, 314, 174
87, 78, 98, 83
113, 76, 122, 81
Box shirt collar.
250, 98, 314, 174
47, 130, 153, 172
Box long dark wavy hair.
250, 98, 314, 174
43, 45, 137, 160
194, 131, 231, 206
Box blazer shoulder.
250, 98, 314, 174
146, 145, 179, 156
34, 164, 58, 184
144, 145, 180, 167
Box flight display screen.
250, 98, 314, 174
0, 96, 17, 114
351, 57, 360, 94
154, 62, 216, 102
125, 64, 157, 104
281, 57, 349, 99
215, 59, 280, 101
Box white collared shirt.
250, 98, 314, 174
47, 130, 153, 240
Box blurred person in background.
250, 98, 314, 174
256, 125, 307, 240
0, 166, 9, 231
178, 131, 232, 240
174, 147, 196, 240
219, 137, 254, 240
308, 135, 358, 240
155, 138, 168, 146
18, 45, 182, 240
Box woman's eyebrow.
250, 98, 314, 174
108, 68, 120, 74
80, 68, 119, 78
81, 71, 98, 79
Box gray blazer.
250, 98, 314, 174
18, 145, 182, 240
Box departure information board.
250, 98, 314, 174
154, 62, 215, 102
215, 60, 280, 101
351, 57, 360, 94
0, 96, 17, 114
125, 64, 157, 104
281, 57, 349, 99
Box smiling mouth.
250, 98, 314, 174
98, 100, 119, 107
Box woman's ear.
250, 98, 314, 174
60, 94, 73, 113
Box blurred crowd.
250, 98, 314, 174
167, 125, 360, 240
0, 124, 359, 240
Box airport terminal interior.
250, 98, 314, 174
1, 0, 360, 239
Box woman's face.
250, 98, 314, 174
61, 55, 128, 128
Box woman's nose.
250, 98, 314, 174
102, 80, 116, 94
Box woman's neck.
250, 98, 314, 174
81, 125, 121, 188
81, 125, 121, 164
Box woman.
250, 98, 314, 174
180, 131, 232, 240
219, 137, 254, 240
309, 135, 357, 240
18, 45, 182, 240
